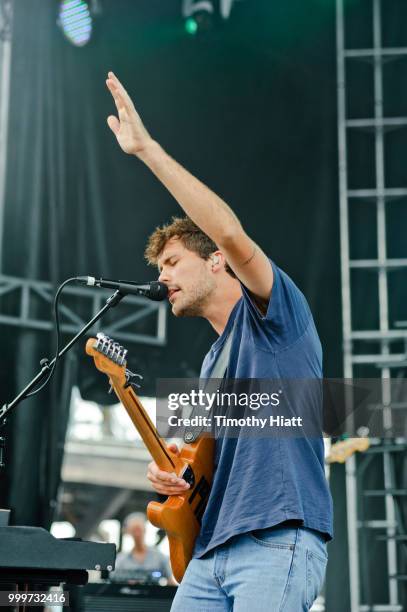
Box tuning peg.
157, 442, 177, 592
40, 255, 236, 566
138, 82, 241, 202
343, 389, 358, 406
95, 333, 128, 366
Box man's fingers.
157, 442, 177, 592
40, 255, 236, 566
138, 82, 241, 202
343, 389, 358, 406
107, 115, 120, 135
167, 443, 179, 455
148, 463, 171, 481
108, 71, 129, 96
106, 80, 127, 115
147, 477, 189, 496
146, 459, 189, 498
147, 463, 188, 489
148, 465, 184, 484
107, 71, 135, 109
148, 476, 189, 492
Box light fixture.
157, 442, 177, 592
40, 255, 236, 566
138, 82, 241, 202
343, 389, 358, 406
185, 17, 199, 36
58, 0, 92, 47
182, 0, 214, 35
182, 0, 238, 35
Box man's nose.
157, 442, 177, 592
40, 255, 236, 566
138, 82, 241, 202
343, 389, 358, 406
158, 268, 170, 283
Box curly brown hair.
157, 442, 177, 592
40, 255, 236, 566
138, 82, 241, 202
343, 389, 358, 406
144, 216, 235, 277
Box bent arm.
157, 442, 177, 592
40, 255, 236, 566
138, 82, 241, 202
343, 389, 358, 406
139, 141, 273, 301
106, 72, 273, 301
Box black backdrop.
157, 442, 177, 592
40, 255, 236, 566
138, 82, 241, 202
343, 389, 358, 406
3, 0, 341, 380
0, 0, 346, 605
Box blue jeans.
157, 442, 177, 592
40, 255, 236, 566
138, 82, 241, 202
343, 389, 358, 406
171, 526, 328, 611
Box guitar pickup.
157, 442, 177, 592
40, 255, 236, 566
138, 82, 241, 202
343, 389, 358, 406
180, 464, 195, 488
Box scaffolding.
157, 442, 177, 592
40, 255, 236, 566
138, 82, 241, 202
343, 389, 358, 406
336, 0, 407, 610
0, 274, 167, 346
0, 0, 13, 271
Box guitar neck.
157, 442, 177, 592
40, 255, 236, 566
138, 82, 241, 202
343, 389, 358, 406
112, 381, 183, 474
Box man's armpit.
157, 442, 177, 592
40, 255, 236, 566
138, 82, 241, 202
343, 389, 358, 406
249, 290, 270, 317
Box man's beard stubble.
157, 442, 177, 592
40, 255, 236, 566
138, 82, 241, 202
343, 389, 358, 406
174, 276, 216, 318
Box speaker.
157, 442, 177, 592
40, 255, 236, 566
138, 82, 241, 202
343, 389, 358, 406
69, 582, 177, 612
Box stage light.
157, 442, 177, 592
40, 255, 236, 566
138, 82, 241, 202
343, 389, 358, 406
182, 1, 214, 35
58, 0, 92, 47
185, 17, 198, 35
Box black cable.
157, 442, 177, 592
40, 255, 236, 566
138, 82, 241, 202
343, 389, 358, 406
26, 277, 77, 398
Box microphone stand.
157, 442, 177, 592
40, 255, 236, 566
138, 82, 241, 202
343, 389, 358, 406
0, 290, 125, 469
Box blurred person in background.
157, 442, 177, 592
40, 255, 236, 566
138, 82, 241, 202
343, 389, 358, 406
110, 512, 173, 584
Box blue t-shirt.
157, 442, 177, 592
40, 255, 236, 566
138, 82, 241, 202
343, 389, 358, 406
192, 260, 333, 558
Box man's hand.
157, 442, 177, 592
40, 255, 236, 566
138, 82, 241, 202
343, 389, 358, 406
106, 71, 153, 156
147, 443, 191, 496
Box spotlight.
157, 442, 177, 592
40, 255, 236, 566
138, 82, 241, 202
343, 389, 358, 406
182, 1, 214, 35
185, 18, 199, 36
58, 0, 92, 47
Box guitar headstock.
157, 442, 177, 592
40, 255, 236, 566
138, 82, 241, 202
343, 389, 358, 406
326, 437, 370, 464
86, 333, 128, 385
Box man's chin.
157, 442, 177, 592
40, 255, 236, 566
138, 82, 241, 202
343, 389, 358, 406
171, 300, 200, 318
171, 304, 189, 317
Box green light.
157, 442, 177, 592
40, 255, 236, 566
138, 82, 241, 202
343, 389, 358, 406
185, 17, 198, 35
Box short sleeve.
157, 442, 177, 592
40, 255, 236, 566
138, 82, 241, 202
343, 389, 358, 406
241, 259, 312, 346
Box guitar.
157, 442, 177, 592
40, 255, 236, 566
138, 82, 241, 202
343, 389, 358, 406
326, 437, 370, 464
86, 333, 214, 582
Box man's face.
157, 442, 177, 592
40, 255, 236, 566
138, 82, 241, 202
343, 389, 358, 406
126, 519, 145, 541
157, 237, 216, 317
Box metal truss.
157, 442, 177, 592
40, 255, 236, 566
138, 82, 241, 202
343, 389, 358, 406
0, 0, 12, 42
336, 0, 407, 609
0, 274, 167, 346
0, 0, 13, 271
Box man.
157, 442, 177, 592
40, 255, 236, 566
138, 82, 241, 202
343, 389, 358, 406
106, 71, 333, 611
110, 512, 172, 584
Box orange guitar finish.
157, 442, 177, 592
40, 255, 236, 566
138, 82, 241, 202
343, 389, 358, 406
326, 436, 370, 464
147, 435, 214, 582
86, 337, 214, 582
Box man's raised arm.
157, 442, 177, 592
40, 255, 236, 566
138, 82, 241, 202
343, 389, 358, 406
106, 71, 273, 302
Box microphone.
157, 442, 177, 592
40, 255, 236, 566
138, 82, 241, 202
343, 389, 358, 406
75, 277, 168, 301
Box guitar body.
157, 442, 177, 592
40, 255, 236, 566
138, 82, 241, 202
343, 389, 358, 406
85, 334, 214, 583
147, 436, 214, 582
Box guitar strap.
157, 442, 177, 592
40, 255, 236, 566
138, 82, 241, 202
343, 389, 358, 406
183, 318, 236, 444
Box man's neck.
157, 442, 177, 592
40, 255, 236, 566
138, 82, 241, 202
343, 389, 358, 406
204, 278, 242, 336
132, 541, 146, 555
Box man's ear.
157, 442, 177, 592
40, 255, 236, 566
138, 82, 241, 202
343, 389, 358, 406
210, 251, 224, 270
